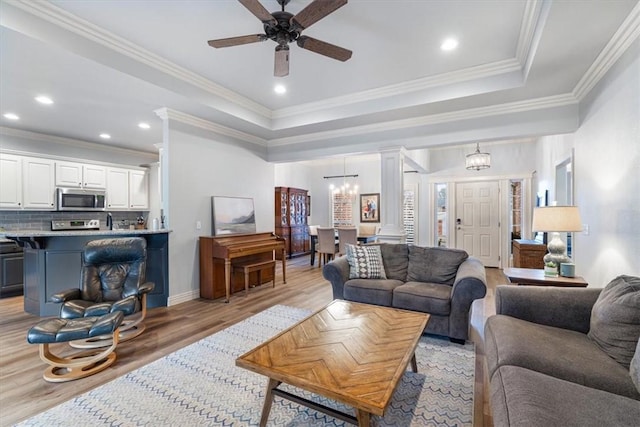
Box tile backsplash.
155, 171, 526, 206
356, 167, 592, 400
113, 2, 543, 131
0, 211, 149, 231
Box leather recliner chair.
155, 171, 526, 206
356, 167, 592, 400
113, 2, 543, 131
51, 237, 155, 348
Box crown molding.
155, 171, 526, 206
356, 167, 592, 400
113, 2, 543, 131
573, 1, 640, 100
6, 0, 271, 119
154, 108, 267, 147
0, 126, 158, 159
272, 58, 522, 120
269, 93, 578, 147
515, 0, 545, 65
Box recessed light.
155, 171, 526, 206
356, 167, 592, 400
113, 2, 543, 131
440, 38, 459, 52
138, 122, 151, 130
274, 84, 287, 95
35, 95, 54, 105
3, 113, 19, 120
99, 133, 111, 139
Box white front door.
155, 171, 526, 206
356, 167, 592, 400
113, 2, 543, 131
455, 181, 500, 267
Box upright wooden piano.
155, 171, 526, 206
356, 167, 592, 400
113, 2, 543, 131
199, 232, 286, 302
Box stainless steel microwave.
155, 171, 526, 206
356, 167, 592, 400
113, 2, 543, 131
56, 188, 106, 211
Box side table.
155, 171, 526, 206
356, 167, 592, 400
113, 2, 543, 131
503, 267, 588, 287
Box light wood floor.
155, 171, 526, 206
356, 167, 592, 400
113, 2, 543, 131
0, 255, 502, 427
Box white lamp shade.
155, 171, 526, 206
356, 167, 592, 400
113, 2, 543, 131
532, 206, 582, 232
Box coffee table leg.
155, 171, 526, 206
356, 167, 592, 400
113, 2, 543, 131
260, 378, 281, 427
410, 352, 418, 373
356, 409, 371, 427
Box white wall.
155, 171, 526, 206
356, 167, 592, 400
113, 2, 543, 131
534, 133, 574, 205
165, 128, 275, 302
572, 38, 640, 286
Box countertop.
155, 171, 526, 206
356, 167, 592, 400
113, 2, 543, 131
2, 229, 172, 238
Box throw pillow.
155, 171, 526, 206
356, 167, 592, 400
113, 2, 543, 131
407, 246, 469, 284
378, 243, 409, 281
631, 340, 640, 394
346, 244, 387, 280
588, 275, 640, 369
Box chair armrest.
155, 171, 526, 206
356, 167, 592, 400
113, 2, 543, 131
50, 288, 81, 303
449, 257, 487, 340
322, 256, 351, 299
139, 282, 155, 294
495, 285, 602, 333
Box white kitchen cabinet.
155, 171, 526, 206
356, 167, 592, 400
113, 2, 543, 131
0, 153, 23, 209
129, 170, 149, 209
23, 157, 55, 210
106, 168, 148, 211
106, 167, 130, 210
56, 161, 106, 189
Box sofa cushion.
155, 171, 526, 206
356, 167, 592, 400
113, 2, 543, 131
407, 246, 468, 284
393, 282, 451, 315
345, 244, 387, 280
485, 314, 640, 399
588, 275, 640, 369
631, 340, 640, 393
343, 279, 403, 307
491, 365, 640, 427
377, 243, 409, 281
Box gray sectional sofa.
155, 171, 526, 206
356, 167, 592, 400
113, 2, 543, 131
322, 243, 487, 342
485, 277, 640, 427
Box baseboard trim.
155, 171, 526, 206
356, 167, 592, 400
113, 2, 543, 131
168, 289, 200, 306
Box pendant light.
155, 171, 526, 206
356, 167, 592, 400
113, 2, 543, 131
465, 142, 491, 171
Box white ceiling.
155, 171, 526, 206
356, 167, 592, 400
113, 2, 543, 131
0, 0, 638, 160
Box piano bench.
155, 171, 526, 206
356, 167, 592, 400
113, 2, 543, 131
233, 260, 276, 296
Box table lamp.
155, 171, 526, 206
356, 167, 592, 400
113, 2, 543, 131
531, 206, 582, 267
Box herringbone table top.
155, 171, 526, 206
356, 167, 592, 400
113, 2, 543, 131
237, 300, 430, 417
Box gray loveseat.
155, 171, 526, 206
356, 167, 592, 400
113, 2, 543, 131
322, 243, 487, 343
485, 277, 640, 427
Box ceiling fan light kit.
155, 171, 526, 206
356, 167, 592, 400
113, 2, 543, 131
208, 0, 352, 77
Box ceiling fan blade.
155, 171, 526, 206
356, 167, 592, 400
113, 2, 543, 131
274, 46, 290, 77
297, 36, 352, 62
290, 0, 347, 31
207, 34, 266, 48
238, 0, 277, 26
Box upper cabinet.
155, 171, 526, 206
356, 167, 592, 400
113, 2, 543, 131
55, 162, 106, 189
23, 157, 55, 210
1, 152, 149, 211
129, 170, 149, 210
106, 167, 149, 210
0, 153, 23, 209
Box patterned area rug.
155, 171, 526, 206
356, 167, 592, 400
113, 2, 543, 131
19, 305, 475, 426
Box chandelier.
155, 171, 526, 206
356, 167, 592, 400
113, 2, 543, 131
325, 158, 359, 197
465, 142, 491, 171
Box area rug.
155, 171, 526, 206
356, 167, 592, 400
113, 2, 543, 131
18, 305, 475, 426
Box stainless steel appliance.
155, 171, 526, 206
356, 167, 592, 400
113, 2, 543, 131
51, 219, 100, 231
56, 188, 106, 211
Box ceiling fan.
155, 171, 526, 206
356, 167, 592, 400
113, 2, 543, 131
207, 0, 352, 77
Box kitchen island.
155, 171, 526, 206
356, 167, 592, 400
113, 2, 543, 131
4, 229, 170, 316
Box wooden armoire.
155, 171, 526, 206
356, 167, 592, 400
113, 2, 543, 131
275, 187, 310, 258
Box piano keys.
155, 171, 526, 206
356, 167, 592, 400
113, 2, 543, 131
199, 232, 286, 302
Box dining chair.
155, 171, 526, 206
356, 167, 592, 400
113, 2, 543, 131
316, 227, 338, 267
337, 227, 358, 256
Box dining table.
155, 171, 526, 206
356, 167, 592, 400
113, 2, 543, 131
309, 234, 378, 266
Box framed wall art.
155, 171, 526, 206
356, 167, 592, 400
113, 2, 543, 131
360, 193, 380, 223
211, 196, 256, 236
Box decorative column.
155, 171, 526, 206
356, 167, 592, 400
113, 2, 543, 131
377, 148, 407, 243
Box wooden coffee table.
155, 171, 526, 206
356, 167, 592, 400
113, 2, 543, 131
236, 300, 430, 426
